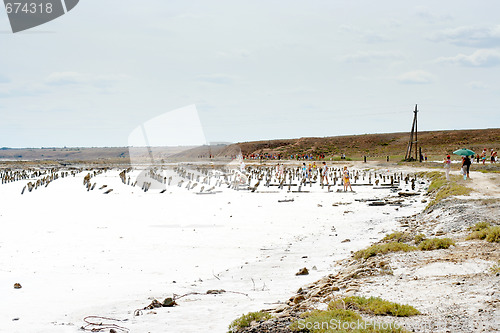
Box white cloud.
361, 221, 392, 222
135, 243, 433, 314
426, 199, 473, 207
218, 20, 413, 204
435, 49, 500, 67
430, 25, 500, 47
468, 81, 488, 90
0, 81, 49, 98
196, 74, 237, 85
341, 50, 404, 63
46, 72, 128, 86
397, 70, 436, 84
338, 25, 391, 43
414, 6, 453, 23
0, 74, 10, 83
264, 87, 315, 97
216, 49, 250, 59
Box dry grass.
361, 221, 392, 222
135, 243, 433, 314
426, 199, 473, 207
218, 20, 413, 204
329, 296, 421, 317
468, 221, 491, 232
227, 311, 271, 332
414, 234, 426, 245
467, 225, 500, 243
490, 261, 500, 274
382, 232, 413, 243
419, 171, 473, 209
354, 242, 417, 260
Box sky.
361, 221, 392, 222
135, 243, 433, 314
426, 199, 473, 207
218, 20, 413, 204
0, 0, 499, 147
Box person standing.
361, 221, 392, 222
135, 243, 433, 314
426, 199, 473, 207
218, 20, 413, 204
343, 166, 353, 192
322, 162, 329, 185
481, 148, 487, 165
301, 163, 307, 178
444, 155, 451, 181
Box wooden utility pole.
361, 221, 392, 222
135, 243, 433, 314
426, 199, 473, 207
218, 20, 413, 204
405, 105, 419, 161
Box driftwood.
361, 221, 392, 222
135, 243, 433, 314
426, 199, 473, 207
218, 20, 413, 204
398, 191, 419, 197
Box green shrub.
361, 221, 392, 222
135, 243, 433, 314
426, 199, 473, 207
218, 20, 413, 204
354, 242, 417, 260
329, 296, 420, 317
418, 238, 455, 251
228, 311, 271, 332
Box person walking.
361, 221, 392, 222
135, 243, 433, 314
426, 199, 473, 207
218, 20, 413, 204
462, 155, 472, 180
444, 155, 451, 181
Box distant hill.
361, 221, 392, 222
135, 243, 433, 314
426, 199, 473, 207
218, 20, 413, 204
0, 128, 498, 163
0, 145, 232, 163
218, 128, 500, 159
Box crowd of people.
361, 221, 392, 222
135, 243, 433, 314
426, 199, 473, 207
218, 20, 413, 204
271, 161, 354, 192
443, 148, 497, 181
476, 148, 498, 164
242, 153, 330, 160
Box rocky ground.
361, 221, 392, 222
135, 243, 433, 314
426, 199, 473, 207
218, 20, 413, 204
233, 172, 500, 333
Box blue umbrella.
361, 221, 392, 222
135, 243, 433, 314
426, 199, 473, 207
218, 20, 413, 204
453, 148, 475, 156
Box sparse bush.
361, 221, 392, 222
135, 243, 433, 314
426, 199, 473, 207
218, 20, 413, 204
467, 226, 500, 243
418, 238, 455, 251
468, 222, 491, 232
414, 234, 426, 245
228, 311, 271, 332
329, 296, 421, 317
354, 242, 417, 260
382, 232, 413, 243
486, 226, 500, 242
467, 228, 489, 240
490, 261, 500, 274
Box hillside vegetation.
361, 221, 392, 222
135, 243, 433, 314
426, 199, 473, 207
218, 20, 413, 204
221, 128, 500, 160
